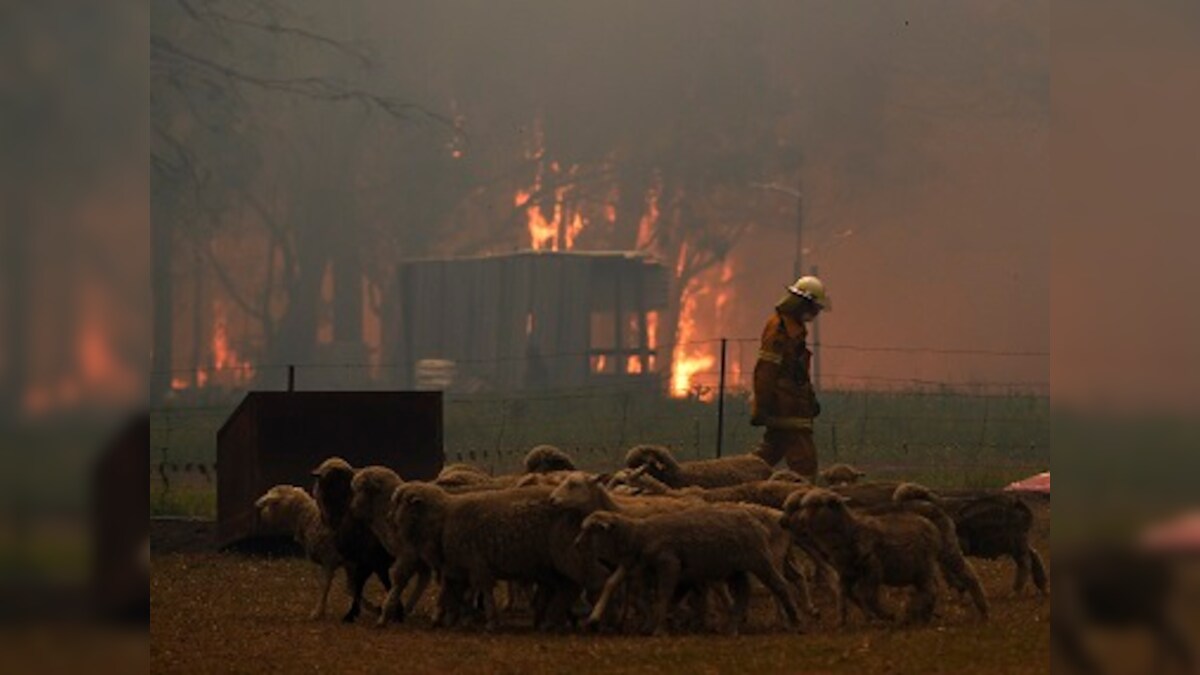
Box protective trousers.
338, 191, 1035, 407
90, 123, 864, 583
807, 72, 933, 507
753, 427, 818, 479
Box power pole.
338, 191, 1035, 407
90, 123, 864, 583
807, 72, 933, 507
792, 178, 804, 280
810, 264, 821, 391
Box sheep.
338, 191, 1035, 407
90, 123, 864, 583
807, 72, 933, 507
523, 445, 577, 474
768, 469, 810, 484
820, 463, 867, 487
548, 472, 821, 626
348, 466, 437, 627
624, 444, 772, 489
311, 457, 395, 623
254, 485, 346, 620
876, 483, 990, 619
391, 482, 606, 631
899, 484, 1049, 596
575, 507, 802, 635
781, 488, 944, 626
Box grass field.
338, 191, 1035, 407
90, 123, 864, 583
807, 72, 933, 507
150, 500, 1051, 674
150, 386, 1049, 519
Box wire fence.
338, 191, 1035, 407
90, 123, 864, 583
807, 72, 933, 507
150, 336, 1049, 515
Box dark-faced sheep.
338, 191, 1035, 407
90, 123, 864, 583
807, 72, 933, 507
899, 484, 1048, 596
624, 444, 771, 489
782, 488, 943, 626
523, 445, 577, 474
349, 466, 438, 627
575, 508, 801, 635
311, 457, 395, 623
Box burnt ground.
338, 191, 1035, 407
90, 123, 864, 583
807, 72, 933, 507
151, 500, 1051, 674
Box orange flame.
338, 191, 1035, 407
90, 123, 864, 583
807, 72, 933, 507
635, 184, 660, 251
208, 300, 254, 386
671, 282, 715, 397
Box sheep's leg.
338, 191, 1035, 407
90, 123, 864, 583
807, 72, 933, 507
1012, 547, 1031, 594
1029, 547, 1049, 596
904, 572, 937, 625
470, 570, 500, 631
377, 559, 412, 627
586, 564, 628, 628
853, 577, 895, 623
404, 565, 432, 616
310, 565, 336, 620
646, 557, 680, 636
342, 565, 371, 623
726, 573, 751, 635
752, 559, 801, 631
783, 551, 819, 619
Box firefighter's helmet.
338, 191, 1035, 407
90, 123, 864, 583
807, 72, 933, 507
786, 275, 831, 310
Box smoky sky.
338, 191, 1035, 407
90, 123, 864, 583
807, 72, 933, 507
155, 0, 1048, 391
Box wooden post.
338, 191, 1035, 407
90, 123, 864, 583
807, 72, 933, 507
716, 338, 728, 458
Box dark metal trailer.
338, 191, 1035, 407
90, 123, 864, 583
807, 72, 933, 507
215, 391, 443, 547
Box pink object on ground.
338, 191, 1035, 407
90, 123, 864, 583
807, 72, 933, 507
1004, 471, 1050, 495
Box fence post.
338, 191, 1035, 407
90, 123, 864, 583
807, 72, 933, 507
716, 338, 727, 458
287, 364, 295, 392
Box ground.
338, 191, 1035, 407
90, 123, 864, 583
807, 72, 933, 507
150, 499, 1050, 674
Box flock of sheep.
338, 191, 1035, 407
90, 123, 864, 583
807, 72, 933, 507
253, 445, 1048, 635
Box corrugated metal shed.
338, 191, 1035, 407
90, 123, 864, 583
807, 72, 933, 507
215, 391, 443, 547
394, 250, 669, 391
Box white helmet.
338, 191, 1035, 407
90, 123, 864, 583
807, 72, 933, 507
786, 276, 831, 310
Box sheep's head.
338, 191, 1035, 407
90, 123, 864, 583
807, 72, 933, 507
350, 466, 401, 520
549, 472, 603, 509
255, 485, 307, 528
604, 465, 650, 492
819, 463, 867, 487
624, 444, 677, 483
893, 482, 940, 505
796, 488, 852, 533
523, 445, 576, 474
575, 511, 623, 563
310, 457, 355, 525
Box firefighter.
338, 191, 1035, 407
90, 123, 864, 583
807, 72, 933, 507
750, 275, 830, 478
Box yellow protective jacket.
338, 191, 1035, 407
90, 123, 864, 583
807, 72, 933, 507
751, 311, 818, 429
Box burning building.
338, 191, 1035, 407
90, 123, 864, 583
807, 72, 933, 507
391, 250, 670, 391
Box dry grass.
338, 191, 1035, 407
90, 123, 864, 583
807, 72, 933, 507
151, 502, 1050, 674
